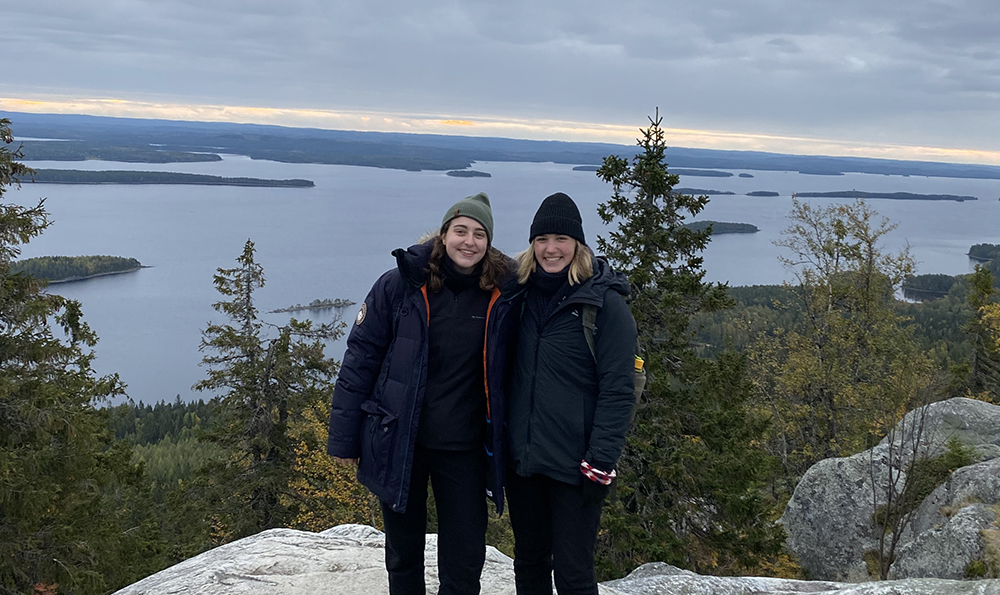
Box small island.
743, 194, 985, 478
270, 298, 356, 314
738, 173, 754, 178
795, 190, 977, 202
572, 165, 600, 172
682, 221, 759, 234
29, 170, 314, 187
746, 191, 780, 197
446, 170, 491, 178
675, 188, 736, 196
672, 169, 734, 178
11, 255, 143, 283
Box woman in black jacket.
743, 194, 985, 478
506, 192, 638, 595
327, 192, 520, 595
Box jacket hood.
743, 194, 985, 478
391, 241, 433, 291
572, 255, 630, 305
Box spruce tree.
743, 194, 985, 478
964, 265, 1000, 400
190, 239, 345, 542
593, 112, 783, 576
0, 118, 166, 594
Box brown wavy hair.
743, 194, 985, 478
426, 222, 509, 293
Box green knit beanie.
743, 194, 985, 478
441, 192, 494, 244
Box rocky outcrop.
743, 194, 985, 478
113, 524, 518, 595
112, 524, 1000, 595
781, 446, 895, 581
911, 458, 1000, 537
891, 505, 997, 579
782, 398, 1000, 582
878, 398, 1000, 464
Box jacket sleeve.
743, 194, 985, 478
584, 290, 638, 469
326, 270, 399, 458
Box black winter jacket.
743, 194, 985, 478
507, 257, 637, 485
326, 242, 521, 513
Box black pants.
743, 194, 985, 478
380, 446, 487, 595
505, 471, 605, 595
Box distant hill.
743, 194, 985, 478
7, 111, 1000, 179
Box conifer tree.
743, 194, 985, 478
593, 111, 783, 576
190, 239, 346, 541
964, 265, 1000, 400
0, 118, 166, 594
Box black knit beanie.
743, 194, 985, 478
529, 192, 586, 245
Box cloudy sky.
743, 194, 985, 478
4, 0, 1000, 163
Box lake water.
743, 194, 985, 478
11, 156, 1000, 404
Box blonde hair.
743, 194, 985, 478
516, 239, 593, 286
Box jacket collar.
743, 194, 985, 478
391, 242, 433, 292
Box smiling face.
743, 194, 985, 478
533, 234, 576, 273
442, 216, 488, 273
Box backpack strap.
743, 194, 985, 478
581, 304, 598, 362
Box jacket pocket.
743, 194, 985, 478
359, 400, 398, 486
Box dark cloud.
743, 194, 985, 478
5, 0, 1000, 150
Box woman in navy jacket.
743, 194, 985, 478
327, 192, 521, 595
506, 192, 638, 595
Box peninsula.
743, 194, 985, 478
12, 255, 143, 283
969, 243, 1000, 263
794, 190, 977, 202
28, 170, 314, 187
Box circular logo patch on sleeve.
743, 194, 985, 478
355, 302, 367, 326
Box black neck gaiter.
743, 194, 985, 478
528, 265, 570, 325
442, 255, 482, 293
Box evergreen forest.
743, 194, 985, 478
11, 255, 142, 282
28, 169, 314, 187
3, 114, 1000, 594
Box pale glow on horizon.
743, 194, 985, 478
3, 95, 1000, 167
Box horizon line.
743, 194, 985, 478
3, 95, 1000, 167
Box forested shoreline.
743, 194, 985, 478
28, 169, 315, 187
11, 110, 1000, 178
11, 255, 143, 282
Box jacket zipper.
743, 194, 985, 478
395, 286, 429, 510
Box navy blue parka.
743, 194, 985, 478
507, 256, 637, 484
327, 242, 522, 513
